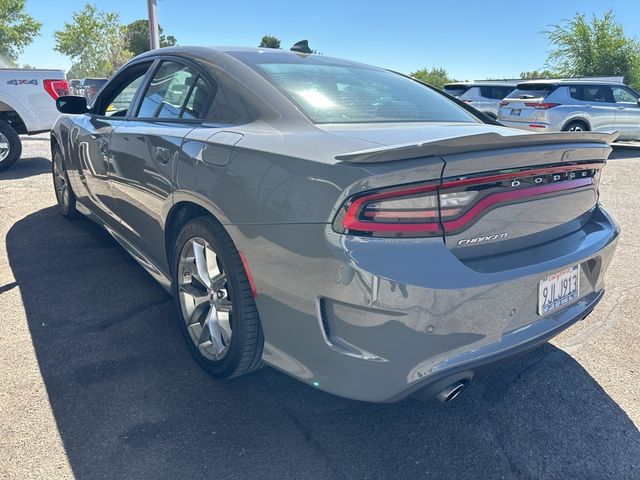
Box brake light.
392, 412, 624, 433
43, 79, 69, 100
335, 163, 603, 237
524, 102, 560, 109
462, 99, 473, 103
499, 101, 509, 107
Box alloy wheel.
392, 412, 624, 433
53, 150, 70, 210
568, 125, 584, 132
178, 237, 233, 360
0, 132, 10, 162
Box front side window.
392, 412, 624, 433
136, 61, 213, 120
231, 52, 479, 124
612, 86, 639, 104
94, 63, 151, 117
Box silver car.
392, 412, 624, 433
444, 82, 516, 118
498, 80, 640, 140
50, 47, 619, 403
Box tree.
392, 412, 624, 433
520, 69, 556, 79
0, 0, 42, 65
125, 19, 177, 57
259, 35, 281, 49
410, 67, 455, 89
54, 3, 132, 78
545, 10, 640, 89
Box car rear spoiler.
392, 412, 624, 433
335, 131, 618, 163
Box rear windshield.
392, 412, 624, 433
479, 86, 515, 99
507, 84, 557, 99
443, 84, 471, 97
84, 79, 107, 88
231, 52, 479, 124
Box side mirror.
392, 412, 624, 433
56, 95, 88, 114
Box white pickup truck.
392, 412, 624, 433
0, 68, 67, 171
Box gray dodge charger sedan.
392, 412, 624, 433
50, 46, 619, 403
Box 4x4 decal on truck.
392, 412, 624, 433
7, 79, 38, 86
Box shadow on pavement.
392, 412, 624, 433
1, 156, 51, 180
6, 207, 640, 479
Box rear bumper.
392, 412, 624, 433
228, 204, 619, 402
499, 119, 562, 133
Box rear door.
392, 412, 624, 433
611, 85, 640, 139
578, 85, 618, 132
108, 58, 215, 273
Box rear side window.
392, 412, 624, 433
136, 61, 213, 120
479, 86, 515, 99
507, 84, 556, 99
569, 85, 614, 103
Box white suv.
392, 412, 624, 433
498, 80, 640, 140
444, 82, 516, 119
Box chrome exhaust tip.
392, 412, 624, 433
436, 381, 467, 403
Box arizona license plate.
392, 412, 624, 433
538, 265, 580, 315
510, 108, 521, 116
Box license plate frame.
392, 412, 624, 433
510, 108, 521, 116
537, 265, 580, 315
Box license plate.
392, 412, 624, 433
510, 108, 521, 116
538, 265, 580, 315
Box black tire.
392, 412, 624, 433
173, 216, 264, 379
0, 120, 22, 172
51, 143, 80, 218
562, 120, 590, 132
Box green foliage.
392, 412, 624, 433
125, 19, 177, 57
520, 69, 556, 79
0, 0, 42, 65
259, 35, 281, 49
545, 10, 640, 89
54, 3, 132, 78
410, 67, 455, 89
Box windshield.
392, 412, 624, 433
231, 52, 479, 124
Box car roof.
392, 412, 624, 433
445, 82, 517, 88
516, 79, 627, 87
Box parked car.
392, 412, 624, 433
445, 82, 516, 118
68, 78, 82, 95
498, 80, 640, 140
0, 68, 67, 171
51, 47, 619, 403
79, 77, 108, 101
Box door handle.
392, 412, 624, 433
154, 146, 172, 164
617, 106, 626, 110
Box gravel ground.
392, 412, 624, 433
0, 135, 638, 479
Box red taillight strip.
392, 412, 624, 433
440, 162, 603, 190
442, 177, 593, 232
341, 183, 439, 232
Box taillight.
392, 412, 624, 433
43, 79, 69, 99
340, 183, 442, 234
334, 163, 603, 237
524, 102, 560, 109
499, 101, 509, 107
462, 99, 473, 103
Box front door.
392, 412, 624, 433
611, 85, 640, 140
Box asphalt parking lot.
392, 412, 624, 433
1, 135, 639, 479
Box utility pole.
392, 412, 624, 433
147, 0, 160, 50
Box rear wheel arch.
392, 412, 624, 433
0, 101, 28, 135
165, 201, 226, 274
562, 118, 590, 132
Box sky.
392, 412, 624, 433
18, 0, 640, 80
